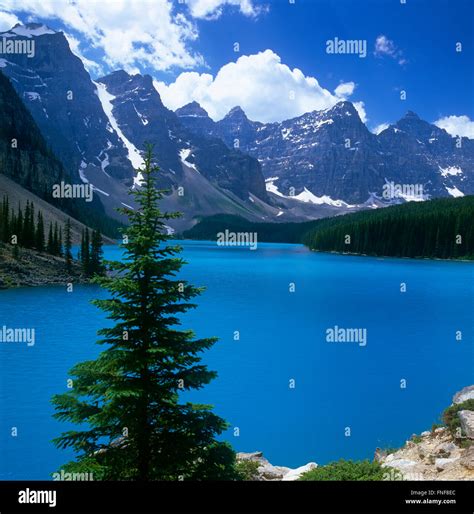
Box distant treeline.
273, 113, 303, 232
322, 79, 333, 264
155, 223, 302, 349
182, 214, 320, 243
302, 196, 474, 259
183, 196, 474, 260
0, 195, 63, 255
0, 195, 105, 274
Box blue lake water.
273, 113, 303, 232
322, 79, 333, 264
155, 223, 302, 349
0, 241, 472, 479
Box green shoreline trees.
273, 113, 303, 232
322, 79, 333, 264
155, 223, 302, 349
52, 146, 236, 480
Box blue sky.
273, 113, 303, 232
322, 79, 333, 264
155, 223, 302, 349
188, 0, 473, 128
0, 0, 472, 135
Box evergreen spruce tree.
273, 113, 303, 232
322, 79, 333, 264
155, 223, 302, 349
0, 196, 10, 243
22, 201, 31, 247
78, 229, 85, 265
64, 218, 72, 272
52, 146, 236, 481
35, 211, 45, 252
16, 203, 23, 247
82, 228, 90, 275
89, 229, 104, 276
53, 222, 59, 255
47, 222, 54, 254
58, 227, 63, 257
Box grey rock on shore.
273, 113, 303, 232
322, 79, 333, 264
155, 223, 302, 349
237, 451, 317, 481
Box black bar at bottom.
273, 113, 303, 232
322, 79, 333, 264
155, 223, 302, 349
0, 480, 471, 514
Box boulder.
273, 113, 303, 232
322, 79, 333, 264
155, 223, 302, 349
435, 457, 459, 472
453, 385, 474, 405
382, 458, 418, 470
458, 410, 474, 439
460, 446, 474, 470
281, 463, 317, 481
257, 462, 290, 480
236, 451, 318, 481
237, 451, 266, 462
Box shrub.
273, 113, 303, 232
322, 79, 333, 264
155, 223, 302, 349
299, 459, 384, 481
235, 459, 260, 481
442, 399, 474, 439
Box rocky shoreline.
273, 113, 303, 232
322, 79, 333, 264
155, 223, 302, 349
239, 385, 474, 481
377, 385, 474, 481
0, 243, 88, 289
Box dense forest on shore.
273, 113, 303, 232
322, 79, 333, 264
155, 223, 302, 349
183, 196, 474, 260
182, 214, 321, 243
303, 196, 474, 259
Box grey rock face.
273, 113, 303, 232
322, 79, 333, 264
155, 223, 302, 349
453, 385, 474, 405
460, 446, 474, 470
0, 24, 270, 224
0, 24, 134, 183
177, 101, 474, 204
236, 451, 317, 481
458, 410, 474, 439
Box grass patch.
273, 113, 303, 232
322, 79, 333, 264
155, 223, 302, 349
299, 459, 384, 481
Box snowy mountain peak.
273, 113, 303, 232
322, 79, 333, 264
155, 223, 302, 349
402, 110, 420, 120
225, 105, 248, 120
327, 100, 360, 119
175, 101, 210, 119
6, 23, 56, 38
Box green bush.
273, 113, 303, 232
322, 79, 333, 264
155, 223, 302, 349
442, 399, 474, 439
299, 459, 384, 481
235, 459, 260, 481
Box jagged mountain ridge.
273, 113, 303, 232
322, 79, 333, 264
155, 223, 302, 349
0, 24, 282, 228
176, 100, 474, 204
2, 22, 472, 230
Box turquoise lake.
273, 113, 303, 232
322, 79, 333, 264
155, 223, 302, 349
0, 241, 472, 479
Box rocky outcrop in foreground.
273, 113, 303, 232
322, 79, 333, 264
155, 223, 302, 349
241, 386, 474, 481
377, 385, 474, 481
236, 452, 317, 481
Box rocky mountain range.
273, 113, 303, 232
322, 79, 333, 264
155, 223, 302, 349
0, 23, 285, 230
0, 23, 472, 231
176, 100, 474, 205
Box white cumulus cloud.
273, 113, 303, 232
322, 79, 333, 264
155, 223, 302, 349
186, 0, 263, 19
434, 115, 474, 139
372, 122, 389, 135
0, 0, 203, 73
334, 81, 355, 97
154, 50, 366, 123
64, 33, 104, 75
0, 10, 19, 31
374, 35, 406, 65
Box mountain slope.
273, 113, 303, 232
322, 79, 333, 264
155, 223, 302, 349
0, 69, 121, 237
0, 23, 135, 187
0, 24, 283, 229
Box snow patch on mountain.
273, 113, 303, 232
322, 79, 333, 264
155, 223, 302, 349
179, 148, 200, 173
8, 24, 55, 38
446, 185, 464, 198
439, 166, 463, 178
294, 187, 355, 207
24, 91, 40, 101
133, 104, 149, 126
265, 178, 356, 207
78, 160, 89, 184
94, 81, 144, 172
265, 177, 285, 197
